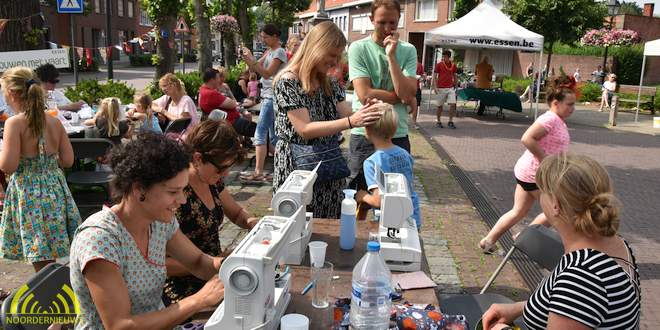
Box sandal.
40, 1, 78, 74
479, 238, 498, 255
240, 173, 271, 185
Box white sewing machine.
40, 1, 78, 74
204, 206, 305, 330
270, 162, 320, 265
374, 165, 422, 272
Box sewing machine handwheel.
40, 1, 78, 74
229, 267, 259, 296
277, 199, 298, 217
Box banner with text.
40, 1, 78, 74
0, 49, 70, 72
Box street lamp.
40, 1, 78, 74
601, 0, 620, 83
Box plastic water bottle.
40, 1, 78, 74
46, 91, 58, 112
339, 189, 357, 250
350, 241, 392, 330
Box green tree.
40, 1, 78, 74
452, 0, 479, 19
142, 0, 185, 79
505, 0, 606, 73
618, 1, 643, 15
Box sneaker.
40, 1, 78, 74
436, 122, 443, 128
448, 121, 456, 129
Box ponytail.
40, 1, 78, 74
25, 83, 47, 138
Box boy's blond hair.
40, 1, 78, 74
368, 103, 398, 140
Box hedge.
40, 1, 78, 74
64, 79, 135, 105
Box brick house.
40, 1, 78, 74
42, 0, 139, 56
293, 0, 456, 66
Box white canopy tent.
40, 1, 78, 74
635, 38, 660, 122
424, 0, 545, 118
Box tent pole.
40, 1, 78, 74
635, 55, 646, 123
534, 47, 544, 119
428, 47, 437, 113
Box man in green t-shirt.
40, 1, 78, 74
347, 0, 418, 193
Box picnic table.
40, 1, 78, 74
457, 87, 522, 118
285, 219, 439, 328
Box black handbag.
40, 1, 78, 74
290, 141, 350, 182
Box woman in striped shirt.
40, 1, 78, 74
482, 153, 640, 330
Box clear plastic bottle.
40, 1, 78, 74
46, 91, 58, 116
350, 241, 392, 330
339, 189, 357, 250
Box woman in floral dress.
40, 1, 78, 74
163, 120, 259, 304
0, 67, 81, 272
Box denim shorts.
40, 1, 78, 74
254, 97, 277, 146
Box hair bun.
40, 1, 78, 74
586, 193, 620, 237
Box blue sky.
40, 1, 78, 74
630, 0, 659, 15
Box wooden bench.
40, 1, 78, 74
617, 84, 657, 114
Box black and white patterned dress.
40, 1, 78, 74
273, 75, 346, 219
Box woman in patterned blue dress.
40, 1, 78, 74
0, 67, 81, 272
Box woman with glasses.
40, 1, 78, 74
35, 63, 85, 111
153, 73, 199, 130
163, 119, 259, 305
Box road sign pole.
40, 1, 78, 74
106, 0, 113, 80
70, 15, 78, 85
181, 32, 185, 74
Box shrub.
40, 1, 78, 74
502, 77, 531, 93
64, 79, 136, 105
225, 61, 248, 87
579, 82, 602, 102
129, 54, 155, 67
610, 45, 644, 85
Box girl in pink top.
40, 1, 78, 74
247, 73, 259, 98
479, 84, 575, 253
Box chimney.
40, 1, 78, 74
643, 3, 654, 17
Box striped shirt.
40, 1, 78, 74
524, 242, 640, 329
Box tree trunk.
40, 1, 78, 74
237, 2, 250, 46
221, 0, 237, 67
155, 17, 176, 80
0, 0, 46, 51
193, 0, 212, 73
545, 41, 554, 80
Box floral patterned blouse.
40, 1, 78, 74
163, 182, 225, 305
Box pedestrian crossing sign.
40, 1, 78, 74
57, 0, 84, 13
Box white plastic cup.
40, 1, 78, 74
308, 241, 327, 268
280, 313, 309, 330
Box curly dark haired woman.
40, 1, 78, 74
69, 133, 224, 329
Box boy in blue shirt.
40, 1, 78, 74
355, 104, 421, 229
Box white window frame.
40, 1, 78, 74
415, 0, 437, 22
351, 14, 374, 33
127, 1, 134, 18
118, 0, 124, 17
140, 10, 153, 27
